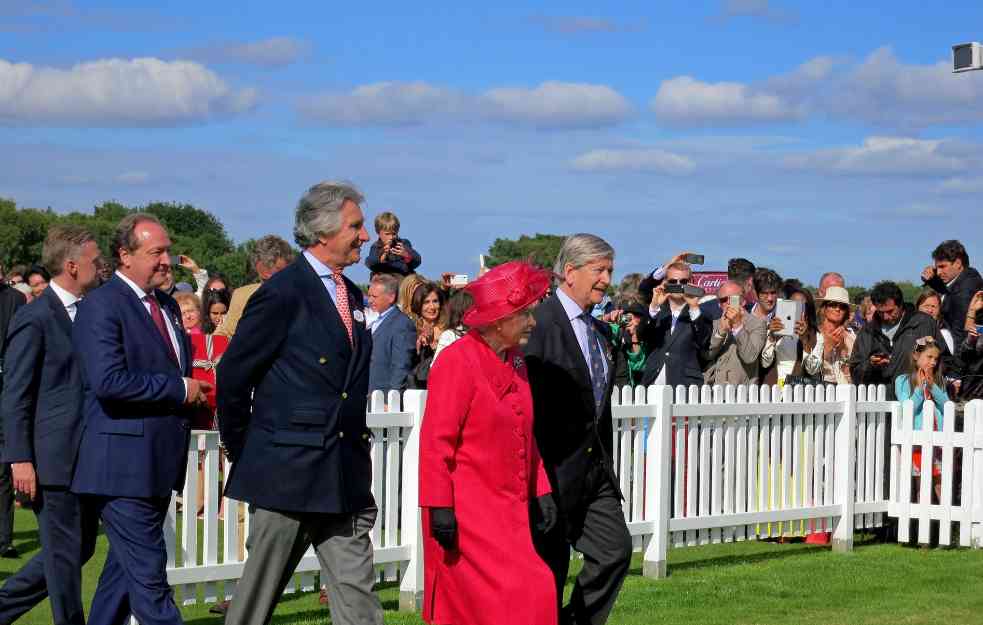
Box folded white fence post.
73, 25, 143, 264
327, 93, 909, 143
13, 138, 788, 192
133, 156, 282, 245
398, 390, 427, 611
642, 385, 673, 578
832, 384, 857, 552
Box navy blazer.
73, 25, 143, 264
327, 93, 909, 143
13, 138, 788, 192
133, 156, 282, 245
1, 287, 83, 487
368, 307, 417, 393
640, 303, 713, 388
524, 294, 622, 515
216, 257, 374, 514
70, 275, 192, 499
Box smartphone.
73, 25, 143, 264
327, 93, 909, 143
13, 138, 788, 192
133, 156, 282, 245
683, 253, 705, 265
450, 274, 468, 287
169, 254, 181, 266
683, 284, 705, 298
665, 283, 684, 294
976, 325, 983, 335
728, 295, 741, 309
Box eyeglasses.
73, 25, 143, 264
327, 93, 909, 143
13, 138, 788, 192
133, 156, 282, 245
665, 278, 689, 285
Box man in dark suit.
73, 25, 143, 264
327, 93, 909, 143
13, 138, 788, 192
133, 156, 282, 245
367, 273, 417, 393
525, 233, 632, 625
217, 181, 384, 625
922, 239, 983, 349
71, 213, 211, 625
0, 265, 27, 558
0, 225, 104, 625
639, 261, 712, 388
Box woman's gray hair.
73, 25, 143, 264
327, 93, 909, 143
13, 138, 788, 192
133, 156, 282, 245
294, 181, 365, 248
553, 233, 615, 276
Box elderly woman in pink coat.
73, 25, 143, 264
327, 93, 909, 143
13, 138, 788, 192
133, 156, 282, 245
419, 261, 558, 625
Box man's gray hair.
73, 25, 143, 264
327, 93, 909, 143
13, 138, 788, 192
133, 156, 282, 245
249, 235, 294, 269
371, 273, 401, 297
553, 233, 615, 276
294, 181, 365, 248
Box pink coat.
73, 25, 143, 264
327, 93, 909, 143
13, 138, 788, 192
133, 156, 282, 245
419, 331, 555, 625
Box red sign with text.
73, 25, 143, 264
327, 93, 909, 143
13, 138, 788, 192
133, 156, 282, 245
692, 272, 728, 294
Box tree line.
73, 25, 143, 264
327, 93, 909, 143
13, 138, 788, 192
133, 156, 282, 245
0, 198, 267, 288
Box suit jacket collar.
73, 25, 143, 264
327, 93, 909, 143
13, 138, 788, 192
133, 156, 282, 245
658, 302, 695, 352
546, 294, 616, 390
295, 257, 369, 387
106, 275, 187, 371
41, 286, 73, 337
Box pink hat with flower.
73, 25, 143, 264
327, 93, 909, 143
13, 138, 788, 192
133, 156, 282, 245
462, 261, 551, 327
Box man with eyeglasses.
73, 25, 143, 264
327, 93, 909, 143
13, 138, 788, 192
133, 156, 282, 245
704, 280, 768, 386
849, 281, 949, 400
639, 261, 712, 388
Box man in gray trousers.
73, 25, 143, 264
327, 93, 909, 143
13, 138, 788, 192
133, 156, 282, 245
216, 181, 383, 625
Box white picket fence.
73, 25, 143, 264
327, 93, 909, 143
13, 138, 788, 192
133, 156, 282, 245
162, 385, 983, 613
889, 398, 983, 547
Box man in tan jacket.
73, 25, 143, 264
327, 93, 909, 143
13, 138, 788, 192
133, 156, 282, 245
215, 235, 293, 337
704, 280, 768, 386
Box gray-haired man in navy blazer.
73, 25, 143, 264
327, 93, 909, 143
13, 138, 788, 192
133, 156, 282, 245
218, 181, 384, 625
0, 225, 104, 625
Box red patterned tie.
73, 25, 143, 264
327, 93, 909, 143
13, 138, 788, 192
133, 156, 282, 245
147, 294, 179, 365
331, 271, 354, 346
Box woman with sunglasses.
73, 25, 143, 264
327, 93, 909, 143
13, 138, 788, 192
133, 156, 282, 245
802, 286, 856, 384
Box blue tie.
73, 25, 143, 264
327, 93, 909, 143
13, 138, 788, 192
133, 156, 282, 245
580, 312, 607, 415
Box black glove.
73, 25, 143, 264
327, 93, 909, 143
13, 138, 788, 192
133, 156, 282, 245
535, 493, 558, 535
429, 507, 458, 551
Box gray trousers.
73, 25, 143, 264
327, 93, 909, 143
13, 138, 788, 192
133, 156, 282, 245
225, 505, 384, 625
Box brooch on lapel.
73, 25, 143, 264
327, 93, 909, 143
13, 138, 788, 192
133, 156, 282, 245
352, 309, 365, 324
513, 356, 524, 370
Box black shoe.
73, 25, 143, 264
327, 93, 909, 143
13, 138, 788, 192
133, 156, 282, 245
209, 600, 230, 615
0, 545, 19, 558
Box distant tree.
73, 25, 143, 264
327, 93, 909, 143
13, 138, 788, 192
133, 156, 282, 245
0, 198, 253, 288
485, 233, 566, 269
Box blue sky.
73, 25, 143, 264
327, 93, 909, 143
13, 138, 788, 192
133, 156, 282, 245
2, 0, 982, 286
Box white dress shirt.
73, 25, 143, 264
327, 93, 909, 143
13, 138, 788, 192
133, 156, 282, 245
115, 271, 185, 369
48, 279, 80, 322
557, 288, 608, 381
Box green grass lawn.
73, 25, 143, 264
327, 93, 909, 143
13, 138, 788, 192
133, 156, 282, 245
3, 507, 983, 625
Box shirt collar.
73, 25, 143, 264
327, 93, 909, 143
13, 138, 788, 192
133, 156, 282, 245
557, 287, 588, 322
48, 279, 79, 309
373, 305, 395, 323
115, 270, 152, 299
303, 250, 338, 278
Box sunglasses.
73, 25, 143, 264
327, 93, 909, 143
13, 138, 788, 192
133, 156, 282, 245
665, 278, 689, 285
914, 336, 937, 350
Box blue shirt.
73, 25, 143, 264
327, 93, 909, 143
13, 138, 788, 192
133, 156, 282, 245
370, 305, 395, 334
895, 374, 948, 430
303, 250, 339, 307
557, 287, 609, 381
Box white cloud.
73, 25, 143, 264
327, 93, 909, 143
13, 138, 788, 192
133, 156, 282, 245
481, 82, 632, 128
298, 81, 465, 126
298, 80, 632, 129
183, 36, 312, 68
651, 76, 800, 126
714, 0, 797, 23
783, 136, 970, 176
528, 15, 645, 34
653, 47, 983, 129
879, 203, 947, 219
116, 171, 150, 184
0, 57, 257, 126
829, 47, 983, 127
936, 177, 983, 195
570, 148, 696, 175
